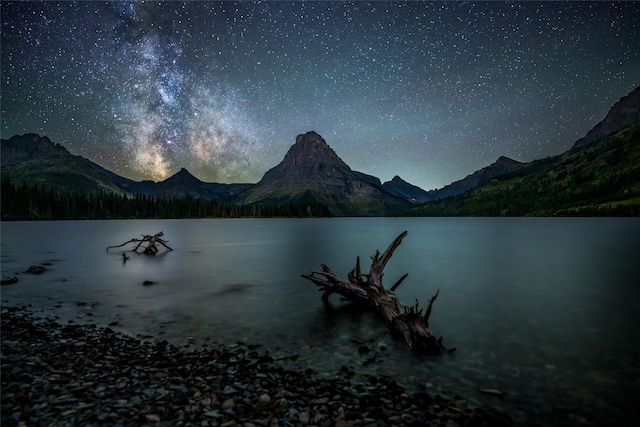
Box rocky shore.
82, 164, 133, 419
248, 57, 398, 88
1, 305, 513, 427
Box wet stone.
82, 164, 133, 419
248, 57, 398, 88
24, 266, 47, 275
0, 305, 515, 427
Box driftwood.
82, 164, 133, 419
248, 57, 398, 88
301, 231, 446, 355
106, 231, 173, 255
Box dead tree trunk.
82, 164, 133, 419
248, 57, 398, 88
301, 231, 446, 355
106, 231, 173, 255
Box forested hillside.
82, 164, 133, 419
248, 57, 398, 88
403, 122, 640, 216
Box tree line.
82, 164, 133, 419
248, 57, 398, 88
1, 176, 331, 220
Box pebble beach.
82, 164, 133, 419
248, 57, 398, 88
1, 305, 513, 427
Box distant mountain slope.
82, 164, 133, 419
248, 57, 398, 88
1, 134, 130, 195
382, 176, 433, 204
78, 157, 250, 202
235, 131, 411, 216
77, 156, 158, 195
1, 133, 69, 166
404, 122, 640, 216
572, 86, 640, 149
425, 156, 523, 200
152, 168, 252, 203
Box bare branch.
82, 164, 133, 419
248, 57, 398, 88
301, 231, 445, 355
423, 289, 440, 327
107, 232, 172, 255
390, 273, 409, 292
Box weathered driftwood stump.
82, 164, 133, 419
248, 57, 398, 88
106, 231, 173, 255
302, 231, 446, 355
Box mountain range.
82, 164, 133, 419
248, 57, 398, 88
0, 132, 521, 216
406, 86, 640, 216
2, 85, 639, 216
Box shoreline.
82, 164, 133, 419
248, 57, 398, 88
1, 305, 513, 427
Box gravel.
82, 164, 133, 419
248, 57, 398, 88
1, 305, 513, 427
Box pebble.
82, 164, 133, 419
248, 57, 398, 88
1, 306, 514, 427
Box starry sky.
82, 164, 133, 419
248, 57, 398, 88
2, 1, 639, 190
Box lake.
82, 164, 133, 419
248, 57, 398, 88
2, 218, 639, 425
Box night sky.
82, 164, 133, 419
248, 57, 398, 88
2, 1, 639, 190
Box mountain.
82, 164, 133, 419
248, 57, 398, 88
235, 131, 411, 216
1, 134, 130, 195
78, 157, 250, 202
403, 121, 640, 216
424, 156, 523, 200
152, 168, 252, 202
572, 86, 640, 149
0, 131, 531, 215
77, 156, 158, 195
404, 86, 640, 216
0, 133, 69, 166
382, 176, 432, 204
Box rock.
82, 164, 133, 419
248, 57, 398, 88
221, 398, 235, 409
299, 411, 310, 424
223, 385, 237, 395
1, 276, 18, 285
0, 306, 516, 427
24, 266, 47, 275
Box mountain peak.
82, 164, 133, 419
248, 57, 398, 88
3, 133, 56, 147
259, 131, 350, 184
1, 133, 69, 166
495, 156, 521, 165
382, 175, 431, 204
176, 167, 193, 176
165, 167, 201, 183
238, 132, 410, 215
572, 86, 640, 149
295, 131, 324, 145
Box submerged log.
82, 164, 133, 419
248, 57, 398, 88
107, 231, 173, 255
301, 231, 446, 355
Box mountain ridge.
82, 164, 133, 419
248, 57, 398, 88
1, 134, 130, 195
572, 86, 640, 149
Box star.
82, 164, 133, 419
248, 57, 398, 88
2, 1, 639, 189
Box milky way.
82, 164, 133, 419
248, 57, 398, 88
2, 1, 639, 189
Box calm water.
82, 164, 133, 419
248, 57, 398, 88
2, 218, 640, 425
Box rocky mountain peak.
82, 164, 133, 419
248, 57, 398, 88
295, 131, 323, 145
260, 131, 351, 183
572, 86, 640, 149
238, 132, 411, 215
284, 131, 347, 168
1, 133, 70, 166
